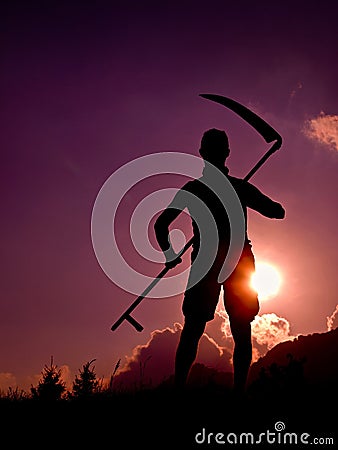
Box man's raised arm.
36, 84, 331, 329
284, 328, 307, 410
244, 181, 285, 219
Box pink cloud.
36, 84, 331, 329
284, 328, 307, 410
114, 307, 295, 389
113, 320, 233, 390
113, 324, 181, 390
0, 308, 297, 393
327, 304, 338, 331
251, 313, 295, 361
60, 364, 73, 390
303, 112, 338, 151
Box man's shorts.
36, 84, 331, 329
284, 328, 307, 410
182, 243, 260, 324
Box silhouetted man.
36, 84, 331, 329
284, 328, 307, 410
154, 129, 285, 395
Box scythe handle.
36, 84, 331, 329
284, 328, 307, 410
244, 138, 282, 181
111, 237, 194, 332
111, 265, 169, 332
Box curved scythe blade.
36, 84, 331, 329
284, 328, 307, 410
199, 93, 282, 145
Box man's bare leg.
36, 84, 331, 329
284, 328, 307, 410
174, 318, 206, 389
230, 320, 252, 396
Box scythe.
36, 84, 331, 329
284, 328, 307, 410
111, 94, 283, 332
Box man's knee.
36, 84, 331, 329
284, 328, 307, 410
229, 319, 252, 343
182, 317, 206, 340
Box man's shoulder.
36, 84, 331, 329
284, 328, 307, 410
183, 175, 246, 191
227, 174, 244, 183
181, 174, 252, 194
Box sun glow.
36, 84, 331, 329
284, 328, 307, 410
251, 262, 282, 301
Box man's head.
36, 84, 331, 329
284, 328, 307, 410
199, 128, 230, 167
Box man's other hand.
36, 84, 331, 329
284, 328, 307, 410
275, 204, 286, 219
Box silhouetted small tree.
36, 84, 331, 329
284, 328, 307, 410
31, 356, 66, 401
71, 359, 101, 399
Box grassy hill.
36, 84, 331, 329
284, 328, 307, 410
1, 328, 337, 448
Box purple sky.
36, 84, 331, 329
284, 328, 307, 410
1, 0, 337, 391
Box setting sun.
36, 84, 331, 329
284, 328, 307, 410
251, 262, 282, 301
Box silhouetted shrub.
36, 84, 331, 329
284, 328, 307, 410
71, 359, 102, 399
30, 356, 67, 401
